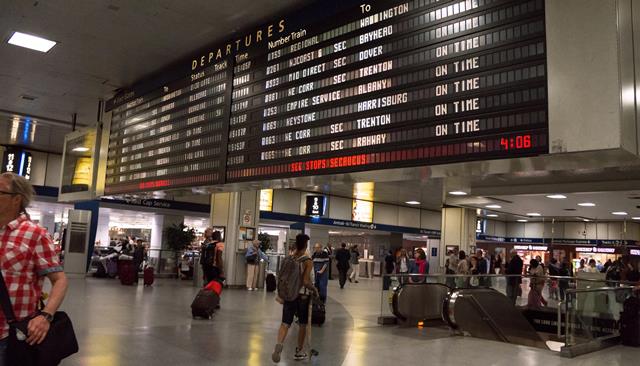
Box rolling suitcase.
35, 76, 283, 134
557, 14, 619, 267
118, 260, 136, 286
266, 272, 277, 292
191, 289, 219, 319
621, 295, 640, 346
143, 266, 155, 286
311, 301, 325, 326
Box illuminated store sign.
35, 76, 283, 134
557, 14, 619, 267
259, 189, 274, 211
1, 148, 32, 180
575, 247, 616, 254
305, 195, 326, 216
514, 245, 548, 251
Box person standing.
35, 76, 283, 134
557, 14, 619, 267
133, 238, 145, 283
201, 229, 224, 284
446, 248, 459, 288
410, 248, 428, 283
335, 243, 351, 289
0, 173, 69, 365
396, 248, 410, 284
245, 239, 267, 291
505, 249, 524, 305
272, 234, 318, 363
383, 250, 395, 290
312, 243, 329, 303
456, 251, 470, 288
348, 245, 361, 283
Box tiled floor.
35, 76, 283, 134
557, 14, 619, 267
58, 277, 640, 365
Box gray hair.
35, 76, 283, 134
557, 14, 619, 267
1, 172, 34, 212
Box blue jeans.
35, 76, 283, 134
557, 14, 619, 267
0, 337, 7, 366
315, 272, 328, 303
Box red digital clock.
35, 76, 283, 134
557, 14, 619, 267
500, 135, 532, 150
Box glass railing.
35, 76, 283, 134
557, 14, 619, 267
378, 272, 637, 356
90, 246, 185, 276
562, 286, 634, 356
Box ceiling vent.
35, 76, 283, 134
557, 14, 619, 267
20, 94, 37, 101
563, 208, 577, 211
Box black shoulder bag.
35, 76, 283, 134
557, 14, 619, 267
0, 271, 78, 366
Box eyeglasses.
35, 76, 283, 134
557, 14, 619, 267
0, 191, 17, 196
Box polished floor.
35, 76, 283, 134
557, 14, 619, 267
58, 276, 640, 365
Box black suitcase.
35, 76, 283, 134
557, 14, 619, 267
191, 289, 219, 319
311, 302, 325, 326
266, 273, 277, 292
621, 295, 640, 346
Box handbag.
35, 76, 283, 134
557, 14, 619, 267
0, 271, 79, 366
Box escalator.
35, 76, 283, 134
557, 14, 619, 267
391, 283, 450, 324
442, 288, 549, 349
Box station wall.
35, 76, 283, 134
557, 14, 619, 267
486, 219, 640, 241
272, 189, 442, 231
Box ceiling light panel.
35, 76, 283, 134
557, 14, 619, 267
8, 31, 57, 52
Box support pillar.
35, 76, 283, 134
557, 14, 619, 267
210, 191, 260, 287
439, 207, 477, 269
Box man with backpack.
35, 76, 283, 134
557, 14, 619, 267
200, 229, 224, 284
334, 243, 351, 289
272, 234, 319, 363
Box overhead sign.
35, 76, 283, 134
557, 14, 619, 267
305, 195, 326, 216
105, 0, 548, 193
514, 245, 548, 251
630, 249, 640, 256
2, 148, 32, 180
259, 189, 274, 211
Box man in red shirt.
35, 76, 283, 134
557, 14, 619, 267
0, 173, 68, 365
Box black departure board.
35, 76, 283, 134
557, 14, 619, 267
225, 0, 548, 182
105, 0, 548, 192
104, 59, 233, 194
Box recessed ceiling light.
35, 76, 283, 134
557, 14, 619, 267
633, 217, 640, 220
8, 31, 57, 52
486, 214, 498, 218
405, 201, 421, 205
449, 191, 468, 196
485, 204, 502, 209
612, 212, 628, 216
527, 213, 541, 217
517, 219, 528, 223
72, 147, 90, 152
578, 203, 596, 207
583, 219, 590, 222
546, 194, 567, 199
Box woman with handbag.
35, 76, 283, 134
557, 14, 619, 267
245, 239, 268, 291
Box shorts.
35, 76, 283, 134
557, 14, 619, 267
282, 295, 310, 326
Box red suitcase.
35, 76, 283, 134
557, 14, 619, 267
118, 260, 136, 286
144, 266, 155, 286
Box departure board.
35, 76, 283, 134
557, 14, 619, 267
225, 0, 548, 182
104, 58, 233, 194
105, 0, 548, 193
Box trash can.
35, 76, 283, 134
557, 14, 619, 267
193, 257, 203, 288
256, 260, 267, 289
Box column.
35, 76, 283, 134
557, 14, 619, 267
210, 190, 260, 287
439, 206, 477, 269
94, 212, 110, 247
40, 213, 56, 237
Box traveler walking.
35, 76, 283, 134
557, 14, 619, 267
133, 238, 145, 283
312, 243, 329, 303
0, 173, 70, 365
335, 243, 351, 289
272, 234, 319, 363
527, 259, 547, 308
245, 239, 268, 290
558, 259, 572, 301
348, 245, 360, 283
505, 249, 524, 305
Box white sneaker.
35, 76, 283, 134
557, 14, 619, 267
247, 287, 253, 291
294, 347, 307, 361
